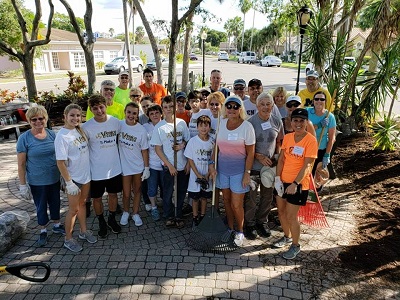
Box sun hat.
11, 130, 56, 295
224, 95, 243, 107
291, 108, 308, 120
286, 95, 301, 104
260, 166, 276, 188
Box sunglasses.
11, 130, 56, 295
314, 97, 326, 101
130, 94, 141, 98
234, 86, 245, 91
30, 117, 45, 122
103, 87, 114, 92
225, 103, 240, 110
209, 103, 220, 107
286, 102, 300, 108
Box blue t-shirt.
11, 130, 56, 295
306, 108, 336, 150
16, 129, 60, 186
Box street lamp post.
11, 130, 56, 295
295, 5, 312, 95
201, 31, 207, 87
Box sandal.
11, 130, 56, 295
175, 218, 185, 229
166, 218, 176, 228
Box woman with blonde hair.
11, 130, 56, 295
272, 86, 288, 118
17, 106, 65, 247
207, 91, 225, 141
55, 104, 96, 252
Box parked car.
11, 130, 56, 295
260, 55, 282, 67
218, 51, 229, 61
146, 57, 169, 70
104, 56, 144, 74
238, 51, 256, 64
189, 53, 198, 61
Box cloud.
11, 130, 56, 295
96, 0, 122, 10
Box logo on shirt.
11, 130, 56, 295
96, 130, 117, 139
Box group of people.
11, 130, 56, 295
17, 68, 336, 260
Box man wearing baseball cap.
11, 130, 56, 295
298, 70, 332, 111
233, 79, 249, 101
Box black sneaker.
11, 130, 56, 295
245, 225, 258, 240
182, 204, 192, 217
115, 204, 123, 215
107, 215, 121, 234
192, 216, 199, 228
98, 218, 108, 239
256, 223, 271, 238
86, 201, 91, 218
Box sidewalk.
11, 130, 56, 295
0, 135, 358, 300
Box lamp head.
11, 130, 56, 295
201, 31, 208, 40
297, 5, 313, 35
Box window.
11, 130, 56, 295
52, 52, 60, 69
94, 51, 104, 59
110, 51, 118, 59
73, 52, 86, 68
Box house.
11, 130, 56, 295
0, 28, 124, 74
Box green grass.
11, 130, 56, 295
281, 62, 308, 70
0, 70, 105, 83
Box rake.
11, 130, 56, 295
187, 113, 238, 253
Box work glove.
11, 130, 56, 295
322, 153, 331, 169
274, 176, 284, 197
249, 179, 257, 191
141, 167, 150, 181
66, 180, 80, 196
19, 184, 32, 200
319, 117, 329, 128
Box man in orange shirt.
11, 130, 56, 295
139, 68, 167, 105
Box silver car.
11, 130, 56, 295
104, 56, 144, 74
260, 55, 282, 67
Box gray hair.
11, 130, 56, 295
256, 92, 274, 105
101, 80, 115, 88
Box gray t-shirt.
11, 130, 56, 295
248, 113, 284, 171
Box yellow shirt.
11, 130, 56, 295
298, 87, 333, 112
86, 101, 125, 121
113, 87, 131, 107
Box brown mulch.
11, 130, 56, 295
333, 132, 400, 283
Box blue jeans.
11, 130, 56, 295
30, 181, 61, 226
147, 168, 164, 198
162, 167, 188, 219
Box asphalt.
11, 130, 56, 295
0, 132, 362, 300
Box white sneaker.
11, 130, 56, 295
234, 232, 245, 247
145, 204, 152, 212
120, 212, 130, 226
132, 214, 143, 226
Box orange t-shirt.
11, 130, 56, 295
281, 132, 318, 190
139, 82, 167, 105
176, 110, 191, 125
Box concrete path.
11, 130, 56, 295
0, 134, 361, 300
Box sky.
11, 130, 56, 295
25, 0, 269, 36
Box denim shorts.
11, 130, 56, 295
90, 174, 122, 198
216, 172, 250, 194
30, 181, 61, 226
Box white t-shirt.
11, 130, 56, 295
119, 121, 149, 176
82, 115, 121, 181
55, 127, 91, 184
184, 135, 214, 192
188, 109, 212, 138
243, 100, 282, 119
210, 115, 219, 142
143, 122, 163, 171
150, 118, 190, 171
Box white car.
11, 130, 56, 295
218, 51, 229, 61
104, 56, 144, 74
260, 55, 282, 67
238, 51, 256, 64
146, 57, 169, 70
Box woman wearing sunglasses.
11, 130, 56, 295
282, 95, 316, 136
306, 91, 336, 175
209, 95, 255, 247
17, 106, 65, 247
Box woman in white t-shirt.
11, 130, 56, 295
207, 91, 225, 142
119, 102, 150, 227
55, 104, 96, 252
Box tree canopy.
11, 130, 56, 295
52, 12, 85, 33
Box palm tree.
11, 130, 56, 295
135, 26, 145, 43
239, 0, 252, 52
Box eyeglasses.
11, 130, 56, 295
234, 86, 245, 91
225, 103, 240, 110
313, 97, 326, 101
103, 87, 115, 92
286, 102, 300, 108
130, 95, 141, 98
209, 103, 220, 107
30, 117, 45, 122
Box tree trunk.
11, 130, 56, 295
181, 12, 194, 93
167, 0, 180, 94
84, 44, 96, 94
22, 53, 37, 101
